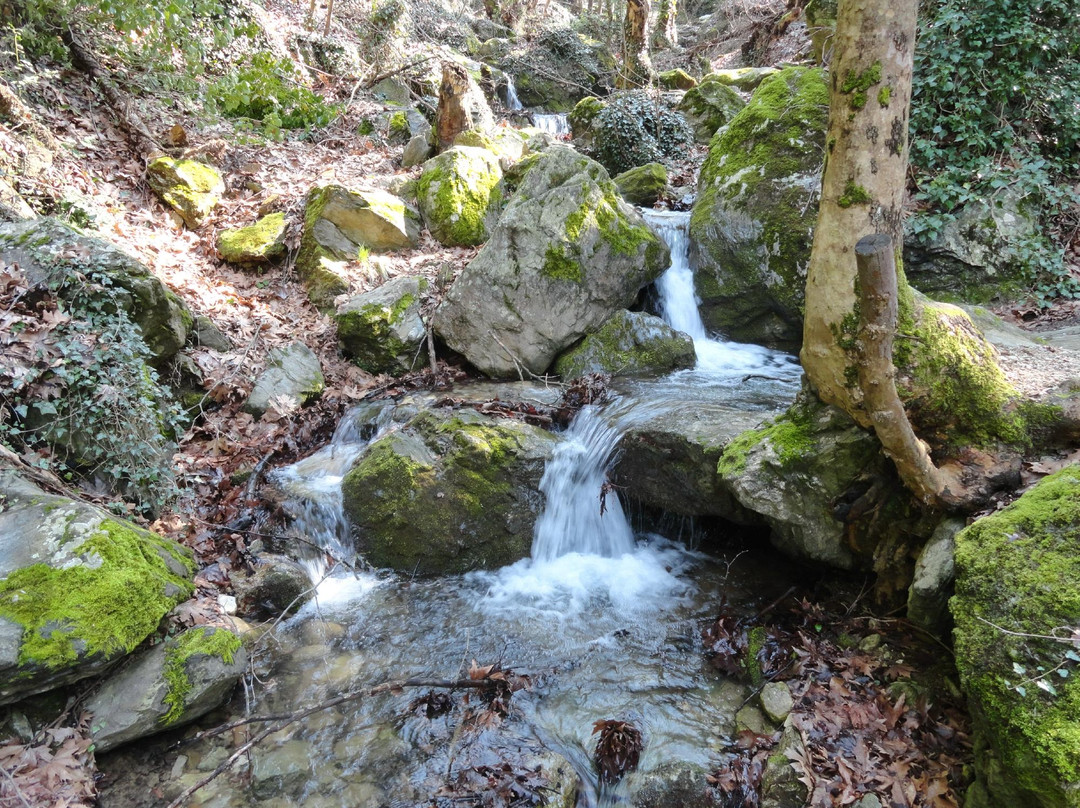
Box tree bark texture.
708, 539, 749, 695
617, 0, 652, 88
800, 0, 918, 424
435, 62, 493, 150
652, 0, 677, 49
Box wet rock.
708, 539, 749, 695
632, 762, 713, 808
760, 719, 809, 808
0, 469, 194, 705
553, 310, 693, 378
689, 67, 827, 350
760, 681, 793, 723
336, 276, 428, 375
613, 163, 668, 206
217, 212, 288, 265
735, 703, 770, 734
85, 626, 246, 752
416, 146, 503, 246
907, 517, 963, 634
233, 554, 313, 619
677, 79, 745, 144
146, 156, 224, 229
341, 408, 558, 574
244, 341, 324, 417
433, 146, 668, 378
250, 739, 312, 799
0, 218, 192, 362
952, 466, 1080, 808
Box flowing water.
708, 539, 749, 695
99, 212, 805, 808
502, 75, 524, 111
532, 112, 571, 137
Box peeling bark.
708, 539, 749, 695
617, 0, 652, 89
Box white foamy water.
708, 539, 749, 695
503, 75, 523, 111
532, 112, 570, 137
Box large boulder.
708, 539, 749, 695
146, 156, 224, 229
0, 218, 191, 362
0, 469, 195, 705
296, 185, 420, 307
689, 67, 828, 350
232, 554, 313, 619
341, 408, 558, 574
335, 276, 428, 375
613, 163, 668, 207
432, 146, 669, 378
217, 212, 288, 266
952, 465, 1080, 808
85, 626, 246, 752
416, 146, 503, 247
552, 310, 694, 378
677, 79, 746, 144
243, 341, 324, 417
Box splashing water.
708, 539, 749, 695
503, 75, 523, 111
532, 112, 570, 137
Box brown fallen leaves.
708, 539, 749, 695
0, 720, 97, 808
592, 719, 643, 784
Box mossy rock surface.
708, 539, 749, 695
613, 163, 668, 206
701, 67, 778, 91
432, 146, 669, 378
0, 218, 191, 362
568, 96, 604, 145
952, 465, 1080, 808
341, 408, 558, 574
416, 146, 503, 247
335, 275, 428, 375
657, 69, 697, 90
689, 66, 828, 350
677, 80, 746, 143
217, 213, 288, 265
0, 469, 195, 705
146, 156, 224, 229
452, 129, 526, 164
553, 310, 692, 378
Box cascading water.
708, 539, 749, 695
531, 112, 571, 137
503, 75, 523, 111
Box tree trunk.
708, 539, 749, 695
617, 0, 652, 88
651, 0, 677, 49
800, 0, 918, 425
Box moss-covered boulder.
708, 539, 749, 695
657, 69, 697, 90
613, 163, 668, 206
85, 626, 246, 752
702, 67, 778, 91
296, 185, 420, 307
568, 96, 604, 148
336, 275, 428, 375
952, 466, 1080, 808
416, 146, 503, 246
553, 310, 693, 378
0, 469, 195, 705
803, 0, 836, 64
432, 146, 669, 378
341, 408, 558, 574
689, 67, 827, 350
0, 218, 191, 362
677, 79, 746, 143
452, 128, 527, 164
217, 212, 288, 265
243, 341, 324, 417
146, 156, 224, 229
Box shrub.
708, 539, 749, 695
590, 91, 691, 176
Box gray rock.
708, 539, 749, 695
86, 626, 246, 752
704, 67, 778, 91
632, 762, 713, 808
433, 146, 669, 378
336, 276, 428, 375
0, 177, 34, 222
342, 408, 559, 575
372, 77, 411, 106
553, 310, 694, 378
416, 146, 503, 247
760, 681, 794, 723
690, 67, 827, 350
907, 518, 963, 634
146, 156, 224, 229
244, 342, 325, 417
677, 79, 746, 143
190, 315, 232, 352
233, 554, 313, 619
0, 469, 194, 705
402, 134, 433, 168
735, 703, 770, 733
614, 402, 767, 519
760, 719, 809, 808
613, 163, 668, 206
0, 218, 191, 362
250, 739, 312, 800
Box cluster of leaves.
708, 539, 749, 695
433, 763, 550, 808
0, 718, 96, 807
592, 719, 643, 783
590, 91, 691, 175
208, 52, 339, 138
704, 596, 971, 807
909, 0, 1080, 302
0, 263, 181, 514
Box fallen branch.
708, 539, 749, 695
362, 56, 437, 90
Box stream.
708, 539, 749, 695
100, 212, 805, 807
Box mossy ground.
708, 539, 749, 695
0, 517, 195, 671
952, 465, 1080, 805
161, 627, 242, 725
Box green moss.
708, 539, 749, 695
161, 627, 242, 725
717, 409, 814, 477
416, 147, 502, 247
388, 111, 409, 139
877, 86, 892, 107
217, 213, 287, 264
837, 181, 872, 208
840, 61, 882, 110
542, 245, 584, 283
568, 96, 604, 137
0, 518, 195, 671
744, 625, 768, 687
952, 466, 1080, 803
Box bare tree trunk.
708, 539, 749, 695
800, 0, 918, 424
651, 0, 677, 49
617, 0, 652, 88
323, 0, 335, 35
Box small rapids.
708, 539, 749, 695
532, 112, 571, 137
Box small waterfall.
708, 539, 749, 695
503, 75, 523, 111
532, 113, 571, 137
531, 404, 635, 561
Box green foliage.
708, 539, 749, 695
209, 52, 338, 137
910, 0, 1080, 302
0, 266, 182, 514
590, 91, 691, 176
